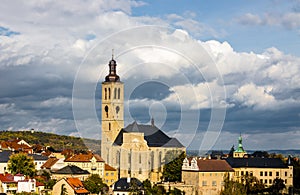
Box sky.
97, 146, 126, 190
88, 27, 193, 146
0, 0, 300, 152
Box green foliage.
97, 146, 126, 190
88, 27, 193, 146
291, 157, 300, 189
83, 174, 108, 194
168, 188, 185, 195
8, 153, 36, 177
129, 179, 142, 195
143, 180, 166, 195
162, 151, 186, 182
220, 176, 247, 195
267, 178, 286, 195
241, 175, 265, 194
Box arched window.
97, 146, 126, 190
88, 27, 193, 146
115, 106, 120, 117
118, 88, 121, 99
108, 88, 111, 99
114, 88, 117, 99
109, 123, 111, 130
105, 105, 109, 118
104, 88, 107, 100
158, 151, 162, 172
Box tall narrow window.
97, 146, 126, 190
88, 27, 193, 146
118, 88, 121, 99
114, 88, 117, 99
158, 151, 162, 172
105, 106, 109, 118
104, 88, 107, 100
109, 123, 111, 130
139, 153, 142, 164
108, 88, 111, 99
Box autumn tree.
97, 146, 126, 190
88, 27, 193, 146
8, 153, 36, 177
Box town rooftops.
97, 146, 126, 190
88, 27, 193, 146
0, 173, 16, 183
41, 157, 59, 169
225, 157, 288, 168
113, 177, 142, 191
105, 163, 117, 171
53, 165, 90, 175
113, 122, 184, 148
182, 158, 234, 172
64, 153, 104, 162
66, 177, 89, 194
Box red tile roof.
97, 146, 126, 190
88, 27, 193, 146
66, 178, 89, 194
0, 174, 16, 183
196, 159, 234, 172
65, 153, 104, 162
41, 157, 59, 169
105, 164, 116, 171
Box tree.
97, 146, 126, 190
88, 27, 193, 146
83, 174, 108, 194
162, 151, 186, 182
8, 153, 36, 177
241, 175, 265, 194
220, 176, 247, 195
143, 179, 166, 195
268, 178, 286, 195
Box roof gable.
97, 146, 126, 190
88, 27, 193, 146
66, 178, 89, 194
53, 165, 90, 175
113, 122, 184, 148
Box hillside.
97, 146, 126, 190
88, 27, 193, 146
0, 130, 101, 153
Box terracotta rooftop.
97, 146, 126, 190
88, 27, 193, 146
41, 157, 59, 169
105, 164, 116, 171
0, 173, 15, 183
186, 158, 234, 172
66, 178, 89, 194
65, 153, 104, 162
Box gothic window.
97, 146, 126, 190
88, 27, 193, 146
128, 152, 131, 164
116, 106, 120, 116
105, 106, 109, 118
114, 88, 117, 99
108, 88, 111, 99
118, 88, 121, 99
104, 88, 107, 100
109, 123, 111, 130
151, 151, 154, 172
139, 153, 141, 164
158, 151, 162, 172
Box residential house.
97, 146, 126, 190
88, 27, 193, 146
51, 165, 90, 181
104, 163, 118, 186
0, 151, 11, 174
1, 139, 33, 154
182, 158, 234, 195
0, 173, 38, 194
64, 153, 105, 177
52, 177, 89, 195
28, 154, 48, 171
112, 177, 143, 195
41, 157, 65, 172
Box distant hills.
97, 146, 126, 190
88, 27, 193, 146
0, 130, 101, 153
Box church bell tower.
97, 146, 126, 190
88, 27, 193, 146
101, 54, 124, 163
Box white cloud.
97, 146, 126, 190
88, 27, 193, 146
40, 97, 71, 108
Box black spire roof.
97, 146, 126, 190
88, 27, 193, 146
105, 55, 120, 82
113, 122, 184, 148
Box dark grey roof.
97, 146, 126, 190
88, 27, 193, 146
53, 165, 90, 175
0, 151, 48, 162
113, 122, 184, 148
226, 157, 288, 168
113, 177, 142, 191
29, 154, 48, 161
0, 151, 11, 162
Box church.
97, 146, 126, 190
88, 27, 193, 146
100, 56, 186, 182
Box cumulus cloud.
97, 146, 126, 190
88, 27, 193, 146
0, 0, 299, 150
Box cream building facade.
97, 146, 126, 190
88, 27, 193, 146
182, 158, 234, 195
101, 57, 185, 182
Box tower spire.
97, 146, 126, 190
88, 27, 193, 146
105, 50, 120, 82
